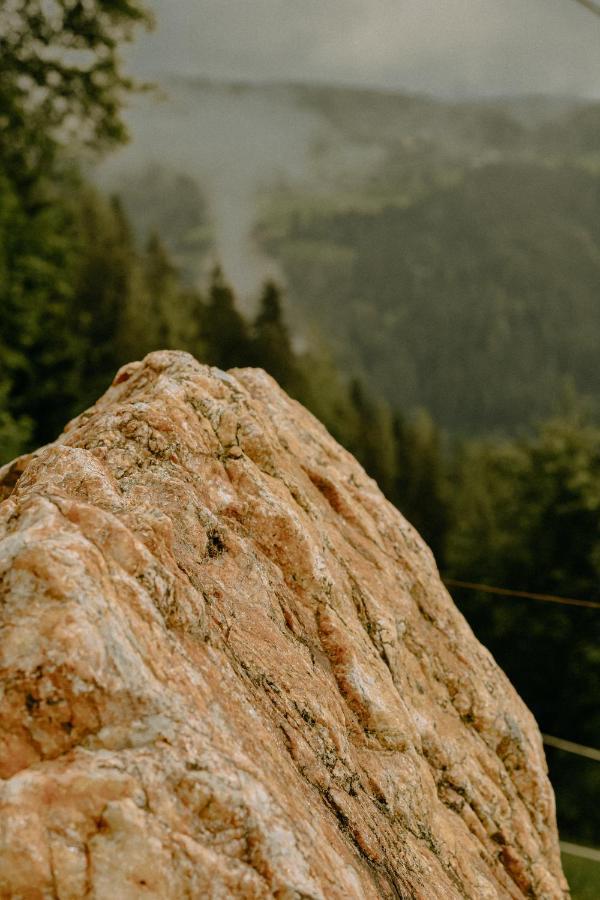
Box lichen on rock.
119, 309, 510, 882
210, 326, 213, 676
0, 351, 567, 898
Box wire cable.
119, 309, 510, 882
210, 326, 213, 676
560, 841, 600, 862
444, 574, 600, 856
443, 578, 600, 610
542, 734, 600, 762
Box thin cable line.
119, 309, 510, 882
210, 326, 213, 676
443, 578, 600, 610
543, 734, 600, 762
560, 841, 600, 862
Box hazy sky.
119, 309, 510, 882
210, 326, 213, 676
130, 0, 600, 98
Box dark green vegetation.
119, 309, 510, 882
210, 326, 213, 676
0, 0, 152, 462
270, 162, 600, 433
260, 95, 600, 435
0, 0, 152, 182
445, 415, 600, 851
562, 853, 600, 900
1, 16, 599, 895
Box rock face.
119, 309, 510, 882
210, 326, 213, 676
0, 351, 566, 899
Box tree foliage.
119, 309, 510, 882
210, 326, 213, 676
270, 162, 600, 434
0, 0, 151, 450
446, 415, 600, 844
0, 0, 151, 184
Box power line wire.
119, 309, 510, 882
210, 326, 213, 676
560, 841, 600, 862
543, 734, 600, 762
443, 581, 600, 858
443, 578, 600, 610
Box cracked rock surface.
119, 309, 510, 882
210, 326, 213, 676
0, 351, 566, 898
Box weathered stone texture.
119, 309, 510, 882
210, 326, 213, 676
0, 351, 566, 898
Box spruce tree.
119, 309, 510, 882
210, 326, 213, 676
144, 232, 179, 349
348, 379, 396, 499
0, 168, 83, 449
74, 192, 141, 404
251, 280, 303, 393
0, 0, 151, 453
202, 267, 251, 370
392, 410, 449, 560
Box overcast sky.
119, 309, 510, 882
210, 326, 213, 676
129, 0, 600, 98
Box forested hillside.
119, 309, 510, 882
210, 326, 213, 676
107, 78, 600, 435
268, 162, 600, 432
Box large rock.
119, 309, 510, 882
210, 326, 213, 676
0, 351, 566, 899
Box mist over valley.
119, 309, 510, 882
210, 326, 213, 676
100, 77, 600, 433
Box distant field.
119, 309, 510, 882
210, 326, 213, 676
562, 852, 600, 899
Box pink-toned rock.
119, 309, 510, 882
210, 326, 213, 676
0, 351, 567, 898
